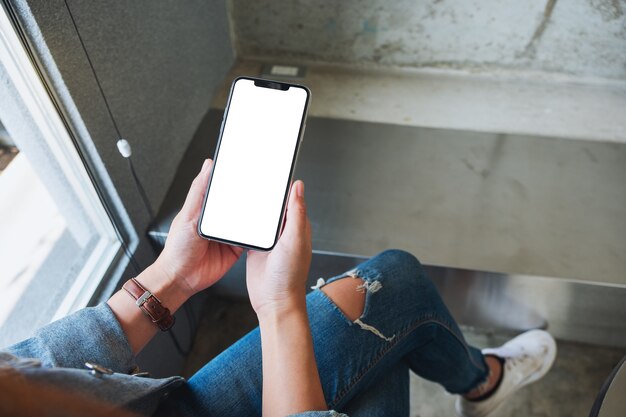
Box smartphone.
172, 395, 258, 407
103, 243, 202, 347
197, 76, 311, 251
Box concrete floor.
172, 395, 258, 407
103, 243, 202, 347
183, 294, 625, 417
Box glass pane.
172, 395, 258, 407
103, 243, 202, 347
0, 121, 104, 346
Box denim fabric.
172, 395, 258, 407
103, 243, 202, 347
3, 250, 488, 417
168, 249, 488, 417
8, 304, 134, 372
340, 361, 410, 416
4, 304, 184, 415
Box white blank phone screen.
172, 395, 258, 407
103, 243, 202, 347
199, 78, 308, 249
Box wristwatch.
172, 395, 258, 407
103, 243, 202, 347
122, 278, 175, 331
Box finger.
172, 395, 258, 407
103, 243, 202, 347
282, 180, 307, 239
278, 179, 294, 236
180, 159, 212, 221
306, 216, 312, 239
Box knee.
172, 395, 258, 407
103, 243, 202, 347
369, 249, 433, 292
320, 250, 429, 322
375, 249, 425, 279
377, 249, 422, 268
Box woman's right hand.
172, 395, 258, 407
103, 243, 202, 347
246, 180, 312, 317
246, 181, 327, 416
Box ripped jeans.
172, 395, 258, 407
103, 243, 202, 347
170, 250, 489, 416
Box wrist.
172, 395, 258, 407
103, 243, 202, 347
107, 263, 189, 353
137, 261, 192, 311
256, 296, 307, 325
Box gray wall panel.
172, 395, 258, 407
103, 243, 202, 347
18, 0, 233, 222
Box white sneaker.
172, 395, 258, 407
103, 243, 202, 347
455, 330, 557, 417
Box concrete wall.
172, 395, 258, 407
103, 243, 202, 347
12, 0, 234, 376
232, 0, 626, 80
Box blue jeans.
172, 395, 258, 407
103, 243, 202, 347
169, 250, 488, 416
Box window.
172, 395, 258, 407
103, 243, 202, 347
0, 6, 123, 346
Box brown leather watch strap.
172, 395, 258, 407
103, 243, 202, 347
122, 278, 175, 331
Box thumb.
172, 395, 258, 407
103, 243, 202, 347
180, 158, 212, 221
282, 180, 307, 238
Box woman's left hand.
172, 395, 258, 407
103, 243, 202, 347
155, 159, 243, 298
246, 180, 312, 317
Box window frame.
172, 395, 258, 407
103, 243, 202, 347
0, 4, 124, 322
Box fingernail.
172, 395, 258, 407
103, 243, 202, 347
201, 159, 210, 173
296, 181, 304, 197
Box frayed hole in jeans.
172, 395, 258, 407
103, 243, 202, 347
353, 318, 396, 342
310, 277, 326, 290
356, 280, 382, 294
320, 275, 366, 321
